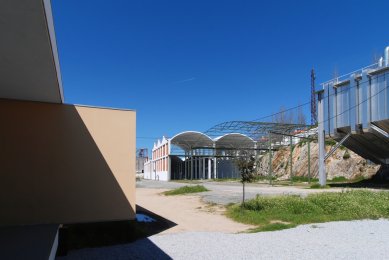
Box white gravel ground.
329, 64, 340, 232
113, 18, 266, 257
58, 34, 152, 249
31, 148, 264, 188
60, 219, 389, 260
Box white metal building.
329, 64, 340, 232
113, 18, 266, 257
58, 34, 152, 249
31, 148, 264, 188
144, 131, 257, 181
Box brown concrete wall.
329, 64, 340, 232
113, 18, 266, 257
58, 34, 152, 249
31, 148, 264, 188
0, 99, 136, 226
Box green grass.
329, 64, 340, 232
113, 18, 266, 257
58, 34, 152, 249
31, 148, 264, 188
330, 176, 348, 182
163, 185, 209, 195
213, 178, 240, 182
310, 183, 330, 189
227, 190, 389, 232
291, 176, 318, 183
248, 222, 297, 232
325, 139, 337, 146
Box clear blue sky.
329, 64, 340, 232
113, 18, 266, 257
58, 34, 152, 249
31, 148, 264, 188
52, 0, 389, 150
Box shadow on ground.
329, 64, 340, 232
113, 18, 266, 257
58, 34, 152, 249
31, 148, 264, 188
57, 205, 176, 258
329, 179, 389, 189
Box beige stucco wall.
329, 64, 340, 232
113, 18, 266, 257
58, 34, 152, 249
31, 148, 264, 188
0, 99, 136, 226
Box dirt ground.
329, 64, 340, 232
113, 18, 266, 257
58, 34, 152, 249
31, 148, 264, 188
136, 188, 254, 234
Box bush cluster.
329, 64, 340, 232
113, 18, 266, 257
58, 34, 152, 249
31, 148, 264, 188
227, 190, 389, 231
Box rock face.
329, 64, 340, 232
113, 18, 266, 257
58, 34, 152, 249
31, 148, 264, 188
256, 142, 380, 180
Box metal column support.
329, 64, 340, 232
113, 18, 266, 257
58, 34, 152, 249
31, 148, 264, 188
324, 133, 351, 161
318, 91, 327, 186
168, 156, 171, 181
194, 155, 197, 179
197, 157, 200, 179
213, 158, 217, 179
290, 135, 293, 182
202, 158, 205, 179
268, 133, 273, 185
179, 160, 182, 179
208, 158, 211, 179
190, 149, 193, 180
213, 144, 217, 179
184, 152, 187, 179
308, 140, 311, 183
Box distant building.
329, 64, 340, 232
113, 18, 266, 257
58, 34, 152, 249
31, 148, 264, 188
136, 148, 149, 174
144, 132, 256, 181
144, 136, 170, 180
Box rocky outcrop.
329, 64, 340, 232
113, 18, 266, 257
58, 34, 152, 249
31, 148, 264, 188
256, 141, 380, 180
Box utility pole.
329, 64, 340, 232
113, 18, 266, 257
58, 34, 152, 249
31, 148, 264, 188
318, 90, 326, 186
290, 136, 293, 183
307, 140, 311, 183
311, 68, 317, 125
268, 133, 273, 185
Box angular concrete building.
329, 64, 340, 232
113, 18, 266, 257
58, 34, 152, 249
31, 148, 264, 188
317, 46, 389, 185
0, 0, 136, 258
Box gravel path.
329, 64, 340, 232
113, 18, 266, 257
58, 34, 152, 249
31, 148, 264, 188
61, 219, 389, 260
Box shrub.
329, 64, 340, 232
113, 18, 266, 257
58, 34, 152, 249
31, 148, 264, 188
325, 139, 337, 146
343, 150, 350, 160
227, 190, 389, 232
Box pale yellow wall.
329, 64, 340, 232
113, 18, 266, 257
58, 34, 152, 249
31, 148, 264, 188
0, 99, 136, 226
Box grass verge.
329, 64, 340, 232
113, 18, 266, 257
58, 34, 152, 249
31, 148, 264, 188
227, 190, 389, 232
310, 183, 330, 189
213, 178, 240, 182
291, 176, 319, 183
163, 185, 209, 195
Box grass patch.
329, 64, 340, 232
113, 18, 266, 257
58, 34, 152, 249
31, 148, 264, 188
254, 175, 277, 182
213, 178, 240, 182
163, 185, 209, 195
350, 176, 367, 182
330, 176, 348, 182
227, 190, 389, 232
248, 223, 297, 232
325, 139, 337, 146
291, 176, 319, 183
310, 183, 331, 189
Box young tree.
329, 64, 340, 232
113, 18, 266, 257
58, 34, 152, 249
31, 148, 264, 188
297, 105, 306, 125
235, 150, 256, 205
273, 106, 295, 124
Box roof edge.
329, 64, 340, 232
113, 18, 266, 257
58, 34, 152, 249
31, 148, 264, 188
42, 0, 64, 103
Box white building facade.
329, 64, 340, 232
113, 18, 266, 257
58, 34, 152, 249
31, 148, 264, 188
144, 136, 171, 181
144, 132, 255, 181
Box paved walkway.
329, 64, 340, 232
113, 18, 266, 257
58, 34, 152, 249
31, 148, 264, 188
60, 180, 389, 259
62, 219, 389, 259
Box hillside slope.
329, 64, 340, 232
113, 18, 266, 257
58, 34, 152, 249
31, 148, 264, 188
256, 141, 380, 180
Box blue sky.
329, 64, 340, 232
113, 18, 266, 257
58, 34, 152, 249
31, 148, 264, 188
52, 0, 389, 150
